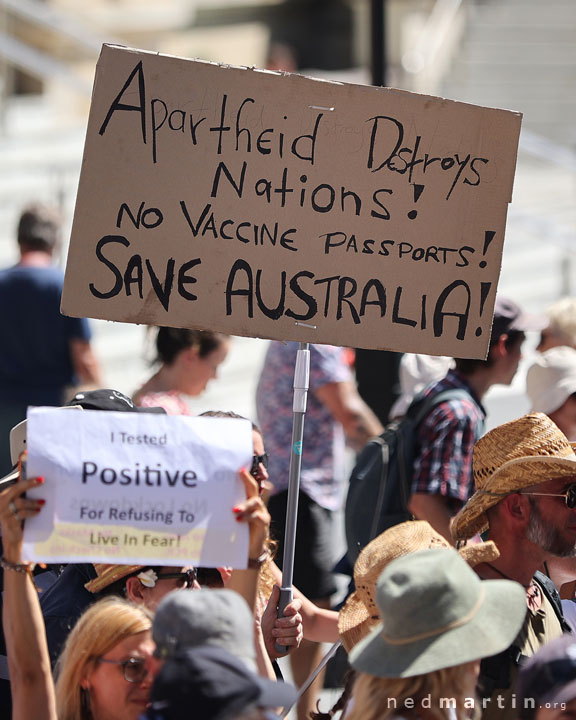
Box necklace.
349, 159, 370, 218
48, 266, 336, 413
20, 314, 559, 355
484, 563, 530, 588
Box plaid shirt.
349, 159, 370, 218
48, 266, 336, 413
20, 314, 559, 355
411, 369, 485, 509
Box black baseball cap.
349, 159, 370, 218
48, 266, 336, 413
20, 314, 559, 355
67, 389, 165, 413
146, 645, 297, 720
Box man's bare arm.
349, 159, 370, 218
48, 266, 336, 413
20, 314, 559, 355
315, 381, 383, 451
408, 493, 454, 544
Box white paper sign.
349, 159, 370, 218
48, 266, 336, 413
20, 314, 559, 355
22, 408, 252, 567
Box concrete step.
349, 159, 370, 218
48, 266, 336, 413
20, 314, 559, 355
446, 62, 576, 85
442, 1, 576, 146
464, 43, 576, 64
472, 6, 576, 27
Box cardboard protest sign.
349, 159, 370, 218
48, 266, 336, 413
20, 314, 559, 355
62, 44, 522, 358
22, 409, 252, 567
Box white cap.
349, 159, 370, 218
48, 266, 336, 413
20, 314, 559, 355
526, 346, 576, 414
389, 354, 454, 420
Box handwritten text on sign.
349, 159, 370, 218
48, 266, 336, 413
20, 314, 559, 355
22, 409, 252, 567
61, 45, 522, 357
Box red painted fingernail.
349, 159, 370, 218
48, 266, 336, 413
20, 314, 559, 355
36, 477, 45, 484
232, 506, 241, 513
37, 499, 46, 506
235, 516, 243, 522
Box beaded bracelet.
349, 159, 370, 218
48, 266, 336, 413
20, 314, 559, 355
0, 556, 31, 575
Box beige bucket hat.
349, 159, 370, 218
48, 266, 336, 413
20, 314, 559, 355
451, 413, 576, 542
338, 520, 499, 652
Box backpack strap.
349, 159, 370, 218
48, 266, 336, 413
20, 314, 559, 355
534, 571, 572, 633
479, 573, 571, 698
368, 436, 391, 541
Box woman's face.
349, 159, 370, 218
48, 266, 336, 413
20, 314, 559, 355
185, 338, 230, 396
84, 630, 154, 720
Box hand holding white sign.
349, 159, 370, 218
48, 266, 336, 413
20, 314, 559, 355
234, 467, 271, 564
0, 459, 45, 565
22, 409, 253, 567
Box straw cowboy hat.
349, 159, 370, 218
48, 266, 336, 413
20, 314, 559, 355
451, 413, 576, 542
85, 564, 147, 593
349, 548, 526, 678
338, 520, 500, 653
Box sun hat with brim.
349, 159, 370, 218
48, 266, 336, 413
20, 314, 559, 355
451, 412, 576, 542
349, 548, 526, 679
349, 548, 526, 677
526, 346, 576, 415
338, 521, 500, 653
85, 564, 146, 593
516, 634, 576, 719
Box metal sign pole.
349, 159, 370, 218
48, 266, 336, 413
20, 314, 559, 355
275, 341, 310, 653
279, 641, 342, 718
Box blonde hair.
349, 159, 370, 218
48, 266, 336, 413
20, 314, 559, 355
55, 597, 152, 720
547, 297, 576, 347
258, 537, 278, 600
346, 666, 479, 720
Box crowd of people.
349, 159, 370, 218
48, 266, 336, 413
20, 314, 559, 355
2, 202, 576, 720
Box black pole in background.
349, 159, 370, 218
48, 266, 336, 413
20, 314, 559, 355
371, 0, 386, 86
355, 0, 403, 428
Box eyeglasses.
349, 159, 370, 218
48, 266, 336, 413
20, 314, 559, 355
250, 453, 269, 477
96, 656, 148, 683
520, 483, 576, 509
156, 568, 198, 588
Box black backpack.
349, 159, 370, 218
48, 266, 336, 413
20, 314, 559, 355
345, 388, 478, 565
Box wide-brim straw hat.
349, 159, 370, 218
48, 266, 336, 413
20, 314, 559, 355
338, 520, 499, 653
349, 548, 526, 678
85, 564, 146, 593
452, 412, 576, 542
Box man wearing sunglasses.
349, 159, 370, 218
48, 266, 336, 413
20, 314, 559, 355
451, 412, 576, 720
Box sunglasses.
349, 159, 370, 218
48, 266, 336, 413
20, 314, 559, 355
520, 483, 576, 509
156, 568, 197, 588
250, 452, 269, 477
96, 656, 148, 683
